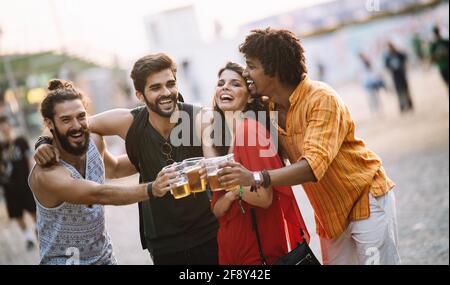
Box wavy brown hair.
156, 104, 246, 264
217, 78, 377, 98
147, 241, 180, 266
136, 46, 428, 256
130, 53, 177, 94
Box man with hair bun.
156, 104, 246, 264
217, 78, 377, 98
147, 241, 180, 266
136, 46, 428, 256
29, 79, 152, 265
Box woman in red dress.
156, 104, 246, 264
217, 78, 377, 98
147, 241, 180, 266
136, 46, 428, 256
204, 62, 310, 265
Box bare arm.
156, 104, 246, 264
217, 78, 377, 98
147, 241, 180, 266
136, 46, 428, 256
33, 167, 149, 206
240, 186, 273, 209
38, 108, 133, 140
268, 159, 317, 186
104, 151, 137, 179
212, 185, 273, 218
217, 164, 274, 208
34, 108, 134, 166
213, 190, 239, 218
217, 159, 316, 188
89, 108, 134, 140
92, 133, 137, 179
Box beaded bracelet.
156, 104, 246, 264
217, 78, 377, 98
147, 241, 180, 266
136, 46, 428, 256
238, 185, 245, 214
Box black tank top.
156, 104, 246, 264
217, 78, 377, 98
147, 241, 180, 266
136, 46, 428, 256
125, 103, 218, 255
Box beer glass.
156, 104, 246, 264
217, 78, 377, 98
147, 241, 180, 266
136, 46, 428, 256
163, 163, 191, 199
204, 157, 226, 192
183, 157, 206, 193
223, 153, 240, 192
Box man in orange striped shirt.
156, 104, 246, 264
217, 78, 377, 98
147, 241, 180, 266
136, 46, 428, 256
218, 28, 400, 265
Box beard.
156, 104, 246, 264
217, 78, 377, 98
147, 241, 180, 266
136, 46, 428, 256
52, 125, 90, 156
144, 93, 178, 118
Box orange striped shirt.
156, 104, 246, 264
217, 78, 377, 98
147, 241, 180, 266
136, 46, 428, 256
270, 76, 395, 239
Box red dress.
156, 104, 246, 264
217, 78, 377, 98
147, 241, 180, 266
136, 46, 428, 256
211, 119, 310, 265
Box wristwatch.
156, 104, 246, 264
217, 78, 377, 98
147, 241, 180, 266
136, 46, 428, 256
253, 172, 263, 188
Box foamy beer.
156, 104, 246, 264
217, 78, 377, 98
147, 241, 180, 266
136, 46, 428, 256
223, 153, 240, 192
164, 163, 191, 199
205, 157, 226, 191
183, 157, 206, 193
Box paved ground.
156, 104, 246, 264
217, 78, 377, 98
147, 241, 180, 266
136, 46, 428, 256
0, 67, 448, 265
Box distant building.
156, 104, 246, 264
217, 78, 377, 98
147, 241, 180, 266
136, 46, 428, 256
143, 5, 243, 105
141, 0, 448, 103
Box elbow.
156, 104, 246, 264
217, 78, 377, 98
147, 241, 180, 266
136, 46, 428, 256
212, 206, 224, 218
212, 209, 223, 219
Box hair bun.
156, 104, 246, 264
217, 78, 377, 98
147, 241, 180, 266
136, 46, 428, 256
48, 79, 73, 91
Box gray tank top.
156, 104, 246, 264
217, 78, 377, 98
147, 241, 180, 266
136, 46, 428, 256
29, 138, 117, 265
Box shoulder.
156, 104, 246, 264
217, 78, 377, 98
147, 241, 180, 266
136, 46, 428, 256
90, 133, 104, 152
130, 105, 146, 118
307, 80, 342, 109
31, 164, 70, 189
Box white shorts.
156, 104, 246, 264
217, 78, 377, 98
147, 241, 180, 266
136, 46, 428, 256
320, 190, 401, 265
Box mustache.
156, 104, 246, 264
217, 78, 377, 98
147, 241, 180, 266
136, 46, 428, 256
67, 127, 88, 137
156, 94, 177, 103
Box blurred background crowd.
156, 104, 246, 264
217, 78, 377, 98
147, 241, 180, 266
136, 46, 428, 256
0, 0, 448, 265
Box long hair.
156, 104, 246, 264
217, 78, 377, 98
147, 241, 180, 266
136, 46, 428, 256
212, 62, 269, 156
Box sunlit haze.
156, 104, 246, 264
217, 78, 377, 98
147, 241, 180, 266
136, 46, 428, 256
0, 0, 332, 66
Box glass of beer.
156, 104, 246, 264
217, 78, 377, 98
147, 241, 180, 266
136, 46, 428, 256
223, 153, 240, 192
183, 157, 206, 193
164, 163, 191, 199
205, 157, 226, 192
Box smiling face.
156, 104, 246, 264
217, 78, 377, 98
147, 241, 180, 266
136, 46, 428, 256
243, 56, 275, 99
214, 69, 251, 112
137, 68, 179, 118
46, 99, 90, 156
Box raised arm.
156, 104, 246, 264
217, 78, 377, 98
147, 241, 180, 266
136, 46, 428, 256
212, 190, 239, 218
91, 133, 137, 179
32, 167, 149, 206
34, 108, 135, 166
89, 108, 134, 140
104, 151, 138, 179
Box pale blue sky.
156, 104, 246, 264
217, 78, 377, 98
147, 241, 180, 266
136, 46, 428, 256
0, 0, 332, 65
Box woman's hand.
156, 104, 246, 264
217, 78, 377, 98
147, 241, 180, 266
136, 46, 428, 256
224, 188, 239, 202
217, 161, 254, 187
